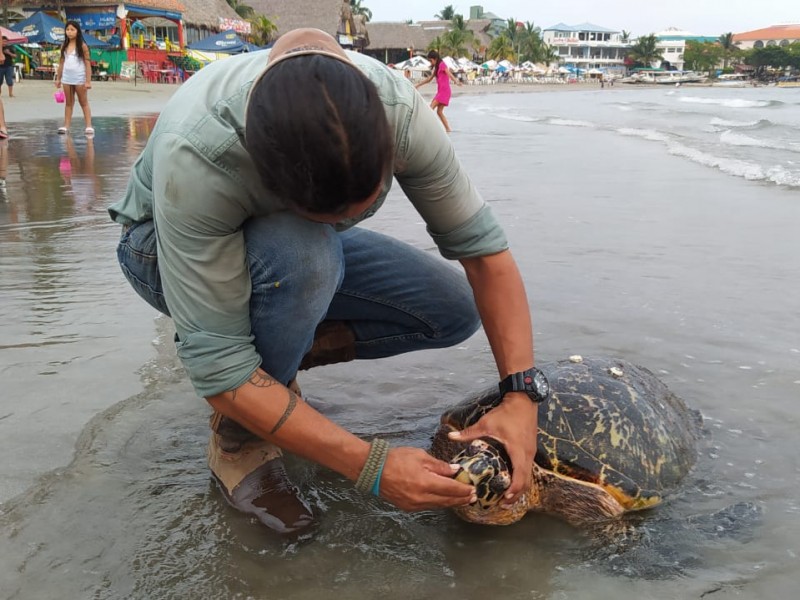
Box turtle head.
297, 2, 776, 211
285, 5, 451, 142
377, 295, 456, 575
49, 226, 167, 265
445, 436, 527, 526
451, 437, 512, 509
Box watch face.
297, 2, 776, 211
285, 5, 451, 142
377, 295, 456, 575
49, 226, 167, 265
532, 371, 550, 399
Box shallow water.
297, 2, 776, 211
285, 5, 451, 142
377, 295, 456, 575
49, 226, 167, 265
1, 89, 799, 599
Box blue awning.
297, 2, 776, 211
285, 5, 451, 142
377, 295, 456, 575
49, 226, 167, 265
124, 4, 182, 20
66, 12, 116, 30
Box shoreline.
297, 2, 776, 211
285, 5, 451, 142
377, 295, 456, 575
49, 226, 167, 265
2, 78, 630, 127
4, 76, 727, 127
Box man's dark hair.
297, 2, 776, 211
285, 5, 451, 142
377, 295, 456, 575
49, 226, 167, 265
246, 55, 394, 215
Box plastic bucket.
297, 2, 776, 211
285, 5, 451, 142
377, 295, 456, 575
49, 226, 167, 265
54, 89, 65, 103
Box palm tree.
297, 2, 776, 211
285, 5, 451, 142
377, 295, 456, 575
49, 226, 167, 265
719, 32, 736, 69
621, 30, 631, 43
627, 34, 664, 68
350, 0, 372, 23
250, 15, 278, 46
437, 30, 469, 57
449, 14, 478, 54
435, 5, 455, 21
487, 33, 515, 61
227, 0, 254, 19
518, 21, 544, 63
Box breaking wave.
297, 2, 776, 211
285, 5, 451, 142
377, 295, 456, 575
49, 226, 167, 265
679, 96, 781, 109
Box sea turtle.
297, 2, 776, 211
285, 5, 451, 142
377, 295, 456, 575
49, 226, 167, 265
430, 356, 703, 528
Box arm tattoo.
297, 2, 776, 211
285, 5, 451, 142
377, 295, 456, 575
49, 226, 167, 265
229, 370, 279, 402
229, 370, 297, 434
248, 370, 281, 389
269, 389, 298, 435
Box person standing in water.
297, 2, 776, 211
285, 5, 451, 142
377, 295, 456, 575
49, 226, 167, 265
415, 50, 462, 133
55, 21, 94, 136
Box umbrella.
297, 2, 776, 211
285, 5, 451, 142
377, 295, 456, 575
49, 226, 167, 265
1, 26, 27, 44
83, 33, 110, 48
187, 30, 260, 54
10, 11, 65, 44
394, 56, 431, 71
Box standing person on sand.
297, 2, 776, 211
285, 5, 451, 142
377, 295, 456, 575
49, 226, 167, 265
0, 36, 17, 99
55, 21, 94, 136
415, 50, 462, 133
0, 37, 9, 139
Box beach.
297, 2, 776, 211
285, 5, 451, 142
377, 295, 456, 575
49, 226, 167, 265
1, 76, 799, 599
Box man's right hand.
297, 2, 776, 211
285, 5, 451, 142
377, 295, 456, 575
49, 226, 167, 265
376, 446, 476, 511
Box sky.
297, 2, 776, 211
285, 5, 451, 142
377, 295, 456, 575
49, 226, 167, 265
365, 0, 798, 36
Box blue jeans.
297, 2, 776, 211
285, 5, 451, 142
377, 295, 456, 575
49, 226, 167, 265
0, 66, 14, 88
116, 215, 480, 384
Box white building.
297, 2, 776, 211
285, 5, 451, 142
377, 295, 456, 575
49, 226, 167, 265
654, 28, 719, 71
542, 22, 630, 75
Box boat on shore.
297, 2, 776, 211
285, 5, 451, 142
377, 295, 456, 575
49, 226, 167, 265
713, 73, 752, 88
620, 70, 708, 85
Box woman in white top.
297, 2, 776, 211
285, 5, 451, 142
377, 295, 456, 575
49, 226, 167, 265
55, 21, 94, 136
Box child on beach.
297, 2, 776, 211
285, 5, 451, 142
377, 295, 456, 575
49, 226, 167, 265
55, 21, 94, 136
415, 50, 462, 133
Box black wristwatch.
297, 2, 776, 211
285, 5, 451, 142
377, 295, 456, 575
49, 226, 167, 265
499, 368, 550, 403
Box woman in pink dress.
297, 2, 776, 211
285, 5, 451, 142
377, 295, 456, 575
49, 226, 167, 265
415, 50, 462, 132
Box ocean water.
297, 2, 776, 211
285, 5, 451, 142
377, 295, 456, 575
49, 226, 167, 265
0, 87, 798, 599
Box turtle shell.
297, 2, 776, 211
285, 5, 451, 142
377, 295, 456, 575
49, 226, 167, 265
432, 356, 702, 512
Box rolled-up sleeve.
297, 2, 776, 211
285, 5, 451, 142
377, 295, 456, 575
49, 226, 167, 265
151, 133, 261, 398
395, 91, 508, 259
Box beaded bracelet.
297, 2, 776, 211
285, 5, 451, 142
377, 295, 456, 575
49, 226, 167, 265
355, 438, 390, 495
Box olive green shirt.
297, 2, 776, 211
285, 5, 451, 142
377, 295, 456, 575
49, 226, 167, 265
109, 50, 508, 397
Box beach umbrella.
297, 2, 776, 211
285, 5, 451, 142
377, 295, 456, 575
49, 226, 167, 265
1, 26, 27, 44
442, 56, 458, 71
10, 11, 65, 44
187, 30, 257, 54
457, 57, 479, 70
83, 33, 110, 48
394, 56, 430, 71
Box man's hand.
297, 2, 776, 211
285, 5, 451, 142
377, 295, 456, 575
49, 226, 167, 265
445, 392, 537, 507
377, 446, 476, 511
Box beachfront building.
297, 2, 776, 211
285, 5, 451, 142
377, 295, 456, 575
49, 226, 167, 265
733, 24, 800, 50
542, 23, 629, 76
654, 27, 718, 71
8, 1, 186, 47
364, 19, 493, 65
469, 5, 505, 38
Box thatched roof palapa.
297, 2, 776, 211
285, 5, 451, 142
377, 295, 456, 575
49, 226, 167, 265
181, 0, 241, 30
247, 0, 346, 38
365, 19, 493, 54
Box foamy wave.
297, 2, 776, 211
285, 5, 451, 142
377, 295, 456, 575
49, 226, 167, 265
679, 96, 776, 108
546, 118, 595, 128
668, 143, 767, 179
617, 127, 671, 142
710, 117, 768, 128
667, 143, 800, 186
720, 130, 799, 152
493, 112, 541, 123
